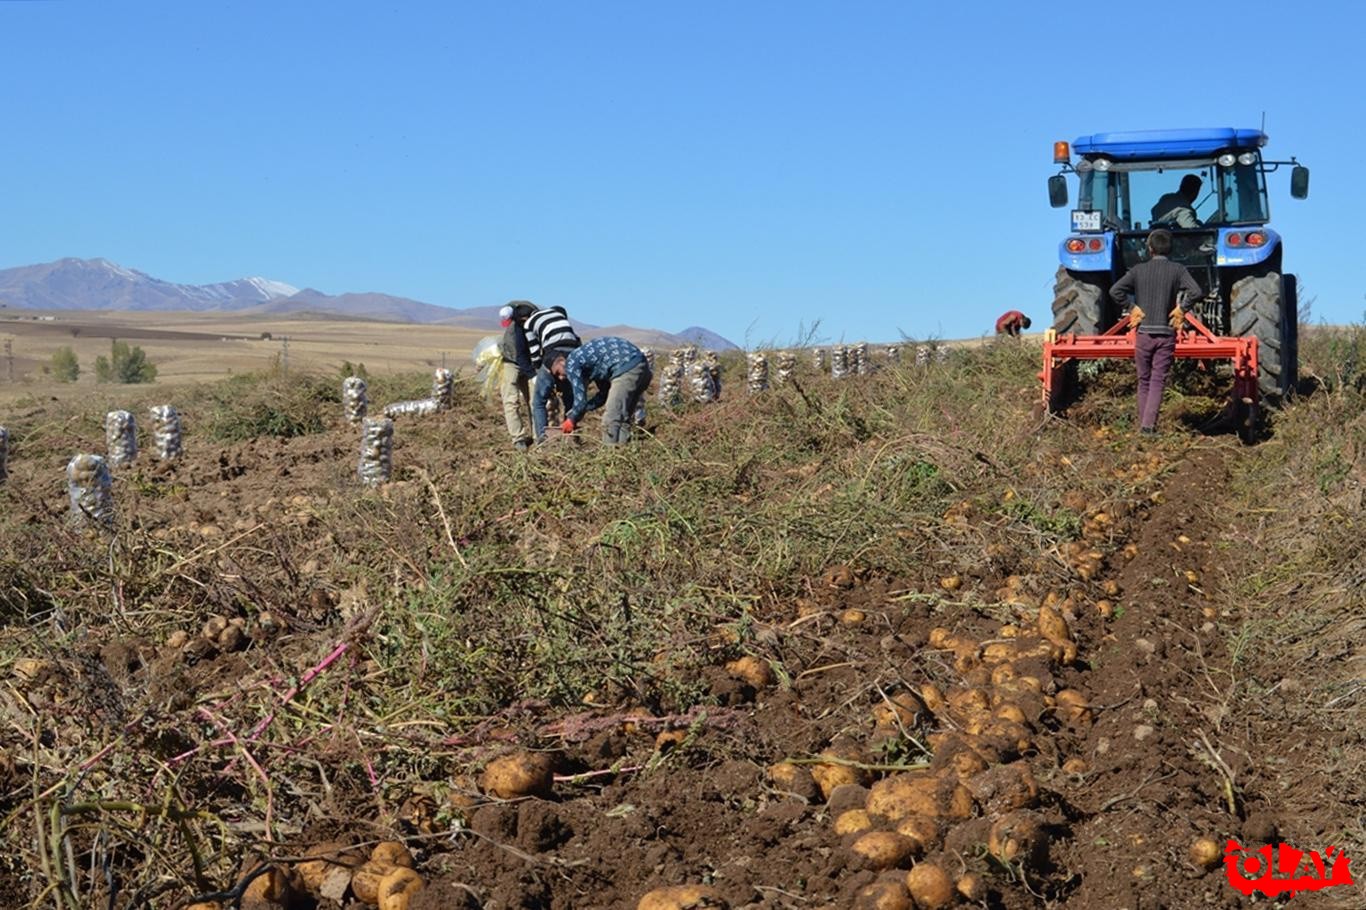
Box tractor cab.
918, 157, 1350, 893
1045, 128, 1308, 406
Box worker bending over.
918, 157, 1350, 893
548, 337, 653, 445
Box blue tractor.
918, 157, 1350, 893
1047, 128, 1309, 403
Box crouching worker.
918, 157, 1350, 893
995, 310, 1031, 337
549, 337, 653, 444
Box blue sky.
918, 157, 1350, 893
2, 1, 1362, 344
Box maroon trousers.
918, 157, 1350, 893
1135, 332, 1176, 430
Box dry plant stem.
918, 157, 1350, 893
1193, 729, 1240, 814
553, 765, 644, 784
418, 466, 468, 569
197, 707, 276, 843
246, 641, 350, 742
787, 755, 930, 773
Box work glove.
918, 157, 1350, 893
561, 418, 576, 435
1127, 306, 1145, 329
1168, 306, 1185, 330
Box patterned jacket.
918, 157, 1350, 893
563, 337, 645, 422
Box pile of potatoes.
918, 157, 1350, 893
165, 614, 254, 661
769, 603, 1099, 907
186, 841, 423, 910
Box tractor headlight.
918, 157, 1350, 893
1217, 153, 1236, 167
1092, 157, 1111, 172
1076, 159, 1093, 173
1237, 152, 1256, 166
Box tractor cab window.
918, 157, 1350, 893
1126, 167, 1215, 229
1077, 157, 1271, 229
1218, 162, 1270, 224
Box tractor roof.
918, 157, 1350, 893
1072, 128, 1267, 160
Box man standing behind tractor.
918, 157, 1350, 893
522, 303, 582, 443
498, 302, 537, 451
549, 336, 653, 445
1109, 229, 1201, 435
995, 311, 1031, 336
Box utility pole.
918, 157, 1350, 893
281, 336, 290, 375
3, 339, 12, 382
440, 350, 448, 370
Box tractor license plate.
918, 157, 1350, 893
1071, 210, 1102, 232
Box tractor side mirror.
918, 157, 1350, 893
1290, 165, 1310, 199
1048, 175, 1068, 208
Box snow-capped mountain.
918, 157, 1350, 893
0, 258, 298, 313
0, 257, 740, 346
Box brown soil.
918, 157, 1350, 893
2, 380, 1359, 909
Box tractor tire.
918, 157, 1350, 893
1051, 267, 1109, 336
1230, 271, 1298, 403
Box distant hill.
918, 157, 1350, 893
245, 289, 458, 323
675, 325, 740, 351
0, 257, 737, 348
0, 258, 300, 312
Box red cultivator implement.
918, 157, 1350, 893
1041, 312, 1262, 441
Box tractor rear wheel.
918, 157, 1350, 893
1230, 271, 1298, 403
1051, 267, 1109, 336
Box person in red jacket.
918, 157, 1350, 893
995, 311, 1031, 336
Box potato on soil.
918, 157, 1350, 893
867, 773, 973, 821
242, 863, 297, 905
1189, 837, 1222, 871
851, 831, 918, 869
854, 875, 912, 910
989, 810, 1048, 867
918, 684, 947, 717
296, 842, 360, 894
351, 861, 394, 905
956, 873, 985, 901
724, 655, 774, 688
768, 761, 818, 799
893, 815, 942, 853
828, 783, 872, 814
873, 691, 927, 730
370, 841, 414, 869
811, 749, 868, 799
967, 762, 1038, 813
637, 883, 729, 910
655, 729, 689, 752
1061, 757, 1089, 774
834, 808, 875, 836
904, 862, 955, 909
376, 867, 424, 910
1054, 689, 1093, 727
946, 687, 990, 718
481, 750, 555, 799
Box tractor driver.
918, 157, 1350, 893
1150, 174, 1203, 229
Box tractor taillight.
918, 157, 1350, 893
1228, 233, 1243, 246
1087, 238, 1103, 252
1066, 238, 1085, 253
1246, 232, 1266, 246
1054, 141, 1070, 164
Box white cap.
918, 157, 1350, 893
498, 305, 514, 321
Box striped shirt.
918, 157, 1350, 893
564, 337, 645, 422
524, 307, 581, 367
1109, 256, 1201, 336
